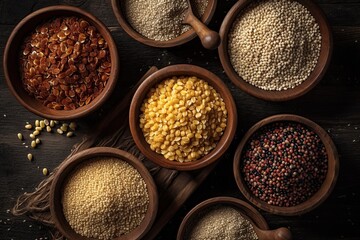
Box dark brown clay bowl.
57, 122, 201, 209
218, 0, 332, 101
233, 114, 339, 216
177, 196, 269, 240
129, 64, 237, 171
111, 0, 217, 48
3, 5, 119, 120
50, 147, 158, 240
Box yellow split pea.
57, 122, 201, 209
139, 76, 227, 162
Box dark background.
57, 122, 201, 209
1, 0, 359, 239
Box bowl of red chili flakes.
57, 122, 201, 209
3, 5, 119, 120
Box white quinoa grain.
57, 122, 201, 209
62, 157, 149, 240
228, 0, 322, 91
123, 0, 208, 41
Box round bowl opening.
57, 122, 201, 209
50, 147, 158, 240
233, 114, 339, 215
218, 0, 332, 101
129, 64, 237, 171
3, 6, 119, 120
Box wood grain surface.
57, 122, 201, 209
1, 0, 360, 239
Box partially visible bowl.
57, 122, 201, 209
111, 0, 217, 48
177, 196, 269, 240
218, 0, 332, 101
3, 5, 119, 120
50, 147, 158, 240
233, 114, 339, 215
129, 64, 237, 171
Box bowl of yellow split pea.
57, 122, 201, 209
129, 64, 237, 171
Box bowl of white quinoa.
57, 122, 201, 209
111, 0, 217, 47
219, 0, 332, 101
50, 147, 158, 240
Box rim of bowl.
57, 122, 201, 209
129, 64, 237, 171
218, 0, 333, 102
3, 5, 119, 120
233, 114, 339, 216
110, 0, 218, 48
177, 196, 269, 240
49, 147, 158, 240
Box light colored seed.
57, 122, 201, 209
66, 131, 74, 137
40, 120, 45, 128
46, 126, 52, 132
33, 130, 40, 136
25, 124, 32, 130
54, 120, 59, 124
35, 127, 42, 131
60, 124, 68, 132
17, 133, 23, 140
30, 134, 35, 139
35, 120, 40, 127
27, 153, 33, 161
35, 138, 41, 144
57, 129, 64, 135
44, 119, 50, 126
42, 168, 48, 176
69, 122, 77, 130
31, 140, 36, 148
50, 120, 55, 127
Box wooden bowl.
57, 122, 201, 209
129, 64, 237, 171
233, 114, 339, 216
218, 0, 332, 101
177, 196, 269, 239
50, 147, 158, 240
3, 6, 119, 120
111, 0, 217, 48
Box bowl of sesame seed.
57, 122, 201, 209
129, 64, 237, 171
233, 114, 339, 215
218, 0, 332, 101
111, 0, 217, 48
3, 6, 119, 120
50, 147, 158, 240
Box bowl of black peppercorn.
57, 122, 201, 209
233, 114, 339, 216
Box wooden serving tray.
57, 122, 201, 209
77, 66, 216, 239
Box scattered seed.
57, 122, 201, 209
35, 138, 41, 144
31, 140, 37, 148
66, 131, 74, 137
44, 119, 50, 126
57, 129, 64, 135
46, 126, 52, 132
30, 133, 35, 139
42, 168, 49, 176
54, 120, 59, 125
25, 124, 32, 129
35, 127, 42, 131
60, 124, 68, 132
35, 120, 40, 127
27, 153, 33, 161
17, 133, 23, 140
50, 120, 55, 127
33, 130, 40, 136
40, 120, 45, 128
69, 122, 77, 130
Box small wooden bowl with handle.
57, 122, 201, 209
218, 0, 332, 101
50, 147, 158, 240
233, 114, 339, 216
3, 6, 119, 120
129, 64, 237, 171
111, 0, 218, 48
177, 196, 292, 240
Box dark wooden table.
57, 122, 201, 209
1, 0, 359, 239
